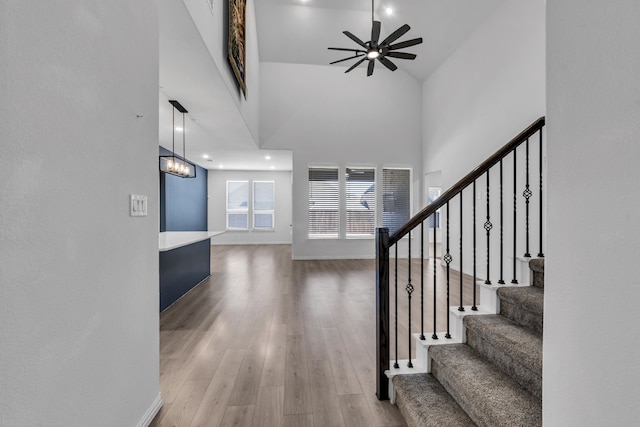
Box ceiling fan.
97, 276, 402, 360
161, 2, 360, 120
328, 0, 423, 76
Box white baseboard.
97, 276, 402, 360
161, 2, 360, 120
136, 392, 163, 427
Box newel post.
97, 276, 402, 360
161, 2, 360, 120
376, 227, 390, 400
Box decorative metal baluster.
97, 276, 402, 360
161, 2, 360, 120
420, 222, 425, 340
394, 244, 399, 369
432, 221, 438, 340
498, 160, 505, 284
538, 127, 545, 258
512, 149, 519, 284
472, 180, 478, 311
484, 171, 493, 284
444, 202, 452, 339
407, 235, 414, 368
458, 192, 465, 311
524, 138, 532, 257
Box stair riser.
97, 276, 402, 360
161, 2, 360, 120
499, 299, 543, 334
465, 328, 542, 399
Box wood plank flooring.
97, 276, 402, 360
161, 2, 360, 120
151, 244, 477, 427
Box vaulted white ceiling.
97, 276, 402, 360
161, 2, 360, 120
255, 0, 506, 81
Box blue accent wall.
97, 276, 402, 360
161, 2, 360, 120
159, 146, 208, 232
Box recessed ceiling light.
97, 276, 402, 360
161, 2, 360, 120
219, 165, 224, 168
175, 126, 183, 132
270, 165, 275, 169
202, 154, 209, 159
385, 7, 393, 15
265, 155, 271, 160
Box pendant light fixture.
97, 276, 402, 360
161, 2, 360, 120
159, 100, 196, 178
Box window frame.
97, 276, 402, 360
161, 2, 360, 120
252, 180, 275, 231
308, 166, 340, 239
345, 166, 376, 239
226, 180, 250, 230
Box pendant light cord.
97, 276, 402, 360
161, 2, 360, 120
182, 112, 186, 166
172, 106, 176, 156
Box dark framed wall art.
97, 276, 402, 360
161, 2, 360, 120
228, 0, 247, 98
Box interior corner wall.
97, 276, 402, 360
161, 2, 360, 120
421, 0, 545, 193
208, 169, 292, 244
182, 0, 260, 143
260, 62, 422, 259
545, 1, 640, 425
0, 2, 160, 426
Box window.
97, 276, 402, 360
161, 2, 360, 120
253, 181, 275, 230
226, 181, 249, 229
308, 167, 339, 238
383, 168, 411, 234
346, 167, 375, 238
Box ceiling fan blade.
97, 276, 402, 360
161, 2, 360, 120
328, 47, 366, 53
388, 37, 423, 51
330, 54, 364, 65
378, 56, 397, 71
345, 57, 367, 73
385, 51, 417, 60
380, 24, 410, 46
343, 31, 367, 48
371, 20, 381, 44
367, 59, 375, 76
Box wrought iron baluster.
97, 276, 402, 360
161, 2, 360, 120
512, 149, 519, 284
484, 171, 492, 284
407, 234, 414, 368
420, 222, 425, 340
394, 244, 399, 368
432, 220, 438, 340
524, 138, 532, 257
472, 180, 478, 311
538, 127, 545, 258
444, 202, 452, 339
499, 160, 505, 284
458, 191, 464, 311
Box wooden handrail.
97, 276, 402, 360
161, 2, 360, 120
388, 116, 545, 246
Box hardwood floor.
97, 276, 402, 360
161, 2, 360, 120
151, 244, 477, 427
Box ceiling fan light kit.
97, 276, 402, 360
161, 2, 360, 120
328, 0, 423, 76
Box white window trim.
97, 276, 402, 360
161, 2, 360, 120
226, 180, 249, 230
253, 180, 275, 231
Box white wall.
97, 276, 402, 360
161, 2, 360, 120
422, 0, 546, 191
0, 2, 160, 426
208, 170, 293, 244
420, 0, 545, 279
260, 62, 423, 259
183, 0, 260, 142
545, 1, 640, 425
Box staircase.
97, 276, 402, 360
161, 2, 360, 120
393, 258, 544, 426
374, 118, 547, 426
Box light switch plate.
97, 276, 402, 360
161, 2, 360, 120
130, 194, 148, 217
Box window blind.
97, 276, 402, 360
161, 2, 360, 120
382, 168, 411, 234
253, 181, 275, 230
346, 167, 375, 237
226, 181, 249, 229
308, 167, 339, 238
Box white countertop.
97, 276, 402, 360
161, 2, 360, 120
159, 231, 225, 252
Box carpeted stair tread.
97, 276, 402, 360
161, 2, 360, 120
393, 373, 477, 427
464, 315, 542, 398
497, 286, 544, 334
430, 344, 542, 427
